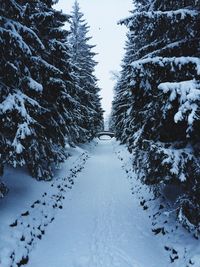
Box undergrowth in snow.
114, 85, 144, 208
1, 139, 200, 267
0, 142, 97, 267
113, 141, 200, 267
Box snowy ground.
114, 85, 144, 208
0, 139, 199, 267
0, 143, 91, 267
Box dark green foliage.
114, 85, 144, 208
0, 0, 73, 180
0, 0, 103, 189
68, 1, 104, 142
112, 0, 200, 228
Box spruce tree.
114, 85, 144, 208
0, 0, 78, 181
112, 37, 136, 145
112, 0, 200, 227
68, 1, 103, 142
0, 0, 48, 181
21, 0, 77, 178
0, 0, 103, 193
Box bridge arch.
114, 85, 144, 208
97, 131, 115, 139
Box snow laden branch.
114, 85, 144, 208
0, 92, 41, 161
131, 56, 200, 75
119, 9, 199, 27
0, 91, 41, 117
112, 0, 200, 230
158, 80, 200, 134
0, 0, 103, 185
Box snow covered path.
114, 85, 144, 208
27, 139, 169, 267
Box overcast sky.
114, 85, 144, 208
54, 0, 133, 117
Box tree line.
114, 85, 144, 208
0, 0, 103, 196
111, 0, 200, 230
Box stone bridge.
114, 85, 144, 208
97, 131, 115, 139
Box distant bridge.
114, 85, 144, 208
97, 131, 115, 139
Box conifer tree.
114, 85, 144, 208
0, 0, 78, 182
112, 37, 136, 145
68, 1, 103, 142
0, 0, 48, 183
0, 0, 103, 194
112, 0, 200, 227
21, 0, 77, 178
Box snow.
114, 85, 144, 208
151, 141, 194, 183
120, 9, 199, 26
0, 144, 91, 267
158, 80, 200, 131
27, 77, 43, 92
114, 142, 200, 267
0, 140, 200, 267
1, 21, 32, 56
99, 135, 112, 140
11, 122, 33, 155
0, 92, 40, 157
131, 57, 200, 74
0, 91, 40, 117
31, 56, 63, 75
138, 40, 192, 60
4, 19, 45, 51
26, 139, 169, 267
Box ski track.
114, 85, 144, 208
26, 139, 170, 267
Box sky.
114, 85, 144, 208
54, 0, 133, 118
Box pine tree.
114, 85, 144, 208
21, 0, 77, 178
68, 1, 103, 142
0, 0, 103, 193
112, 37, 136, 145
0, 0, 79, 181
112, 0, 200, 227
0, 0, 47, 181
